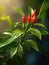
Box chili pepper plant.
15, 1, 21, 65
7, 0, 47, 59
0, 0, 49, 65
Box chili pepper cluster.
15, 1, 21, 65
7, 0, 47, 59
22, 9, 36, 24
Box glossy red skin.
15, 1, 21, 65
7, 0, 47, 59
22, 16, 26, 23
31, 15, 36, 23
27, 14, 31, 23
32, 9, 36, 17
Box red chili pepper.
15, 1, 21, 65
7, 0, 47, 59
27, 14, 31, 23
32, 9, 36, 17
22, 16, 26, 23
31, 15, 36, 24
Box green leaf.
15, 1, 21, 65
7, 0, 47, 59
0, 30, 24, 48
25, 23, 31, 31
34, 23, 47, 29
14, 22, 22, 28
28, 28, 41, 40
26, 40, 39, 52
22, 42, 30, 52
28, 7, 34, 16
40, 29, 49, 35
10, 47, 17, 57
14, 7, 25, 16
3, 32, 12, 36
17, 44, 23, 57
22, 23, 25, 30
38, 0, 49, 17
0, 37, 4, 42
